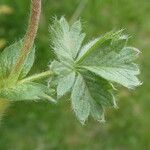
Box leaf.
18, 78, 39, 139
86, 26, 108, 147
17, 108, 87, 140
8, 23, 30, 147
19, 45, 35, 78
50, 17, 85, 61
0, 40, 35, 79
50, 60, 72, 76
83, 64, 140, 89
57, 72, 75, 98
71, 73, 113, 124
78, 31, 141, 88
76, 38, 100, 61
0, 82, 54, 102
50, 60, 76, 99
82, 72, 115, 107
84, 72, 115, 122
90, 99, 105, 122
71, 74, 90, 124
0, 40, 54, 103
76, 30, 120, 62
50, 60, 76, 98
49, 17, 141, 124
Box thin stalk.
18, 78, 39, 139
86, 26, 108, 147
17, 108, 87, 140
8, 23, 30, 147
9, 0, 41, 81
70, 0, 88, 24
19, 70, 53, 84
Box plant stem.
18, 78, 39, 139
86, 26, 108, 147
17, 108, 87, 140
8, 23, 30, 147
70, 0, 88, 24
9, 0, 41, 81
19, 70, 53, 84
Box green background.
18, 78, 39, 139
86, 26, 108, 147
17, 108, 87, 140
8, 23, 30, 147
0, 0, 149, 149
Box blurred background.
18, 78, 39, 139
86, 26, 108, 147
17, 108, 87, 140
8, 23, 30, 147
0, 0, 150, 150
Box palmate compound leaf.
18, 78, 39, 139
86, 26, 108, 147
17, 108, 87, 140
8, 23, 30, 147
49, 17, 141, 124
0, 40, 54, 102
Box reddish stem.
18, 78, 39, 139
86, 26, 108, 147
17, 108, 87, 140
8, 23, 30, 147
9, 0, 41, 80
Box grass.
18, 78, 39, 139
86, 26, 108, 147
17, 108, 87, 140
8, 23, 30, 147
0, 0, 150, 149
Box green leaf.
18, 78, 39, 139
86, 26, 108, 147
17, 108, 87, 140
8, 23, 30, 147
82, 72, 115, 107
50, 17, 85, 61
50, 60, 72, 76
90, 99, 105, 122
57, 72, 75, 98
19, 45, 35, 78
0, 40, 54, 103
77, 31, 141, 88
90, 98, 105, 122
49, 17, 141, 124
76, 30, 120, 62
0, 82, 55, 102
71, 74, 90, 124
76, 37, 100, 61
50, 60, 75, 99
0, 40, 35, 79
71, 73, 113, 124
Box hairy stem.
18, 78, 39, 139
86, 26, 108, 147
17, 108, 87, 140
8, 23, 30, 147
19, 70, 53, 84
9, 0, 41, 81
